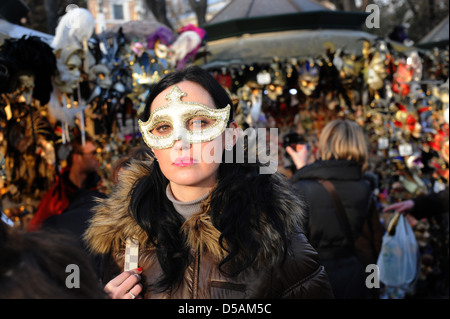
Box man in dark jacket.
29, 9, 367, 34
43, 189, 106, 250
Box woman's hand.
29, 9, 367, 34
104, 267, 143, 299
383, 200, 415, 215
286, 144, 309, 171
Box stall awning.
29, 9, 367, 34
0, 18, 53, 45
418, 16, 449, 49
201, 28, 414, 68
204, 11, 369, 41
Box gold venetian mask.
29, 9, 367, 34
139, 85, 231, 149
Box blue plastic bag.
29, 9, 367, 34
377, 214, 420, 293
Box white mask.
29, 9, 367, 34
139, 85, 231, 149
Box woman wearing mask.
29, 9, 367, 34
84, 66, 333, 299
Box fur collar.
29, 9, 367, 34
84, 160, 152, 257
84, 160, 304, 265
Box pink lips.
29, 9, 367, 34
173, 156, 195, 167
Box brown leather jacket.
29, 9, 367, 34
84, 161, 333, 299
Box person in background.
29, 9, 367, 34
288, 119, 383, 298
383, 185, 448, 298
28, 133, 102, 232
42, 189, 106, 251
43, 146, 152, 253
383, 187, 448, 218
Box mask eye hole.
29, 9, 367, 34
151, 122, 173, 136
186, 116, 215, 131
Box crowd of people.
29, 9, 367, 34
0, 7, 448, 300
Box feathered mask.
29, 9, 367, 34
0, 36, 57, 105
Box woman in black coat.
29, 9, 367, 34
287, 119, 383, 298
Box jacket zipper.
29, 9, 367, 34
192, 249, 200, 299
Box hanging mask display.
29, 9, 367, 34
0, 36, 56, 106
89, 64, 112, 90
214, 68, 232, 89
432, 78, 449, 105
256, 70, 271, 86
269, 57, 286, 87
297, 60, 320, 96
147, 26, 174, 57
338, 54, 363, 88
392, 60, 413, 96
407, 51, 423, 82
54, 49, 83, 94
0, 37, 58, 213
366, 51, 387, 92
51, 7, 95, 74
168, 24, 206, 70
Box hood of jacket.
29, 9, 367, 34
289, 159, 362, 183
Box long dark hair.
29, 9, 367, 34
130, 66, 296, 292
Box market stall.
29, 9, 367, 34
198, 0, 449, 299
201, 37, 448, 298
0, 18, 53, 45
0, 2, 448, 299
0, 7, 204, 228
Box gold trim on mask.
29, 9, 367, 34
139, 85, 231, 149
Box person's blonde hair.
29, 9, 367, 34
317, 119, 368, 171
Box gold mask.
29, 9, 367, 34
139, 85, 231, 149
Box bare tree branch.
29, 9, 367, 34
405, 0, 418, 16
188, 0, 207, 26
144, 0, 173, 30
44, 0, 58, 34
